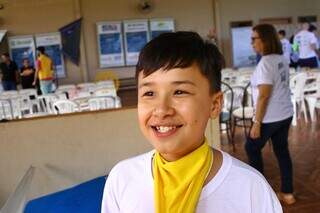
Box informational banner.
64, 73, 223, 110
97, 21, 125, 68
150, 18, 175, 39
8, 36, 36, 69
231, 26, 256, 68
59, 18, 81, 65
35, 33, 66, 78
124, 19, 149, 66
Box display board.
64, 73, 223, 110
8, 35, 36, 69
97, 21, 125, 68
123, 19, 149, 66
150, 18, 175, 39
35, 33, 66, 78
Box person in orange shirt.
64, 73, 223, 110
33, 46, 54, 94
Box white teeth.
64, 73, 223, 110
156, 126, 176, 133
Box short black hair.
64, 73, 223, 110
135, 31, 224, 93
37, 46, 45, 54
278, 30, 286, 37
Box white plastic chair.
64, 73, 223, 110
37, 94, 60, 114
290, 72, 308, 125
93, 87, 117, 97
77, 83, 97, 94
88, 96, 115, 111
77, 82, 96, 88
73, 91, 91, 99
18, 89, 37, 97
96, 80, 114, 87
56, 84, 76, 91
0, 90, 18, 98
55, 84, 77, 98
19, 89, 40, 112
232, 83, 254, 138
53, 100, 79, 114
0, 99, 13, 120
305, 73, 320, 121
115, 96, 122, 108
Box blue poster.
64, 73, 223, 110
97, 21, 125, 67
150, 19, 175, 40
35, 33, 66, 78
11, 47, 35, 69
99, 33, 121, 55
124, 20, 149, 66
151, 30, 171, 39
8, 36, 36, 70
126, 32, 148, 53
43, 44, 63, 77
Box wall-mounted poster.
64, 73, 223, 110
150, 18, 175, 39
35, 33, 66, 78
8, 36, 36, 70
124, 19, 149, 66
231, 26, 256, 68
97, 21, 125, 68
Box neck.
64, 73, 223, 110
160, 139, 206, 162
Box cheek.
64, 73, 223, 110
138, 103, 151, 124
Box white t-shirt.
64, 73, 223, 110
101, 150, 282, 213
280, 38, 292, 64
294, 30, 318, 59
251, 54, 293, 123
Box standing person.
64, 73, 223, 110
33, 46, 54, 94
101, 32, 282, 213
278, 30, 292, 65
308, 24, 320, 66
247, 24, 295, 205
20, 58, 35, 89
0, 53, 19, 91
294, 22, 318, 68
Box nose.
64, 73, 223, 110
152, 96, 175, 118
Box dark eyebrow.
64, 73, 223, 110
138, 80, 196, 89
172, 80, 196, 86
138, 82, 154, 89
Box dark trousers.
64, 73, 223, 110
2, 81, 17, 91
245, 116, 293, 193
298, 56, 318, 68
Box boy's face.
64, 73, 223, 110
138, 64, 222, 161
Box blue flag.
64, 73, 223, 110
59, 18, 82, 65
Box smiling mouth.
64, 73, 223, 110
151, 125, 183, 136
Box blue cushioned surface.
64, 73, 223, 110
220, 112, 231, 122
24, 176, 106, 213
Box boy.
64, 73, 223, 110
101, 32, 282, 213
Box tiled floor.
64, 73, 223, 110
221, 116, 320, 213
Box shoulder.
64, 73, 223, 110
214, 151, 277, 195
224, 152, 280, 198
107, 151, 153, 183
220, 151, 261, 177
258, 55, 276, 68
225, 152, 267, 182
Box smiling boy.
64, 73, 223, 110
101, 32, 282, 213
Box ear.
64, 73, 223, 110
210, 91, 223, 119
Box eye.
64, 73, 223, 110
142, 91, 154, 97
174, 90, 188, 95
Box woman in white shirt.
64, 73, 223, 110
246, 24, 295, 205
